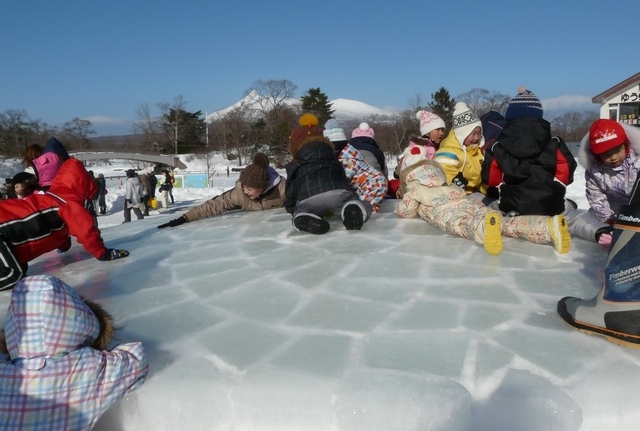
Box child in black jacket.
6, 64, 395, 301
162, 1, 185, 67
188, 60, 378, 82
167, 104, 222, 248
285, 114, 372, 234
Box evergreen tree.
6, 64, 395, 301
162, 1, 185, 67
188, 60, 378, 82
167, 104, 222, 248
428, 87, 456, 131
162, 109, 206, 154
300, 88, 335, 126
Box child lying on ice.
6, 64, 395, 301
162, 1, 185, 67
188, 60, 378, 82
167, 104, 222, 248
394, 146, 571, 255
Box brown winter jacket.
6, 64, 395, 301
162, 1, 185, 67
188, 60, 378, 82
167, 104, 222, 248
183, 177, 286, 222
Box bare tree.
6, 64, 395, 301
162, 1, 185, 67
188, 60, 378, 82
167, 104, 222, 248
407, 93, 426, 112
157, 95, 187, 154
551, 110, 599, 142
60, 117, 95, 150
132, 103, 162, 153
247, 79, 298, 115
456, 88, 510, 117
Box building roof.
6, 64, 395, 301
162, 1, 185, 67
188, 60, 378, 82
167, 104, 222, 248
592, 72, 640, 104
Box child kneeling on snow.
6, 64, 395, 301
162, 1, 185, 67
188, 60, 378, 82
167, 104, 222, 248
0, 275, 148, 430
285, 114, 372, 234
157, 152, 286, 229
395, 146, 571, 255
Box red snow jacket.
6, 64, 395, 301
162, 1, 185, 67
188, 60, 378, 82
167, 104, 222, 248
0, 158, 107, 264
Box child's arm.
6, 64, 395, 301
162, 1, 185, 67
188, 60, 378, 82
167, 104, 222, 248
434, 152, 461, 184
98, 342, 149, 406
585, 171, 616, 223
481, 150, 503, 187
555, 138, 577, 185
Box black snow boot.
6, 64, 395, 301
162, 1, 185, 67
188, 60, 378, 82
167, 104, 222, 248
294, 215, 330, 235
342, 204, 364, 230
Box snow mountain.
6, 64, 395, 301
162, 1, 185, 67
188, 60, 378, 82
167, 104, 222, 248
206, 91, 398, 125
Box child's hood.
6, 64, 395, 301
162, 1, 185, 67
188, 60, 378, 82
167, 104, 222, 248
578, 122, 640, 170
3, 275, 100, 370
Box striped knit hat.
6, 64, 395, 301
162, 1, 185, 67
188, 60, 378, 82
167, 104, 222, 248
504, 86, 543, 120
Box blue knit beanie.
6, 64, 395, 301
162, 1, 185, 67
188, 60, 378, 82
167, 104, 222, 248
504, 86, 543, 120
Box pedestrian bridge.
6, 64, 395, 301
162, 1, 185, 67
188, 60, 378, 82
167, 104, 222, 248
70, 152, 188, 170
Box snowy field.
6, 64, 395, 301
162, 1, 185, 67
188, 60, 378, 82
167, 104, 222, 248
0, 152, 638, 431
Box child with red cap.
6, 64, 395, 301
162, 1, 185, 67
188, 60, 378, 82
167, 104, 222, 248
577, 118, 640, 247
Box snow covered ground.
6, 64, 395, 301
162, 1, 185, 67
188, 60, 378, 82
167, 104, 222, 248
1, 153, 639, 431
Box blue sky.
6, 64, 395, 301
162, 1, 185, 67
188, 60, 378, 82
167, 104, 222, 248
2, 1, 637, 136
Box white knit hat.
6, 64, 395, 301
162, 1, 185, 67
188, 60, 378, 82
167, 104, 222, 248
323, 119, 347, 142
416, 110, 446, 137
452, 102, 483, 146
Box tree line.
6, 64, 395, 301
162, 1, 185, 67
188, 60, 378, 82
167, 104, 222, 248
0, 80, 599, 163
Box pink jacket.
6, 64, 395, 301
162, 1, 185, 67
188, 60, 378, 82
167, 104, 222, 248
32, 152, 64, 188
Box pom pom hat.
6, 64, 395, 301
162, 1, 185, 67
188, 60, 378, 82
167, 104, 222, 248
351, 122, 375, 139
289, 113, 326, 156
452, 102, 483, 145
416, 110, 446, 137
504, 86, 543, 120
323, 119, 347, 143
240, 152, 271, 191
589, 119, 628, 155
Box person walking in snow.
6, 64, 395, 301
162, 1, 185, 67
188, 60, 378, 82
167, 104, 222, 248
159, 170, 172, 209
324, 120, 388, 213
157, 153, 286, 229
0, 275, 148, 430
285, 114, 372, 234
395, 145, 571, 255
97, 173, 107, 214
123, 169, 144, 223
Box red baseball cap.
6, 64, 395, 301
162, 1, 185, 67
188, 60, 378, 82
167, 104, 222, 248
589, 119, 627, 155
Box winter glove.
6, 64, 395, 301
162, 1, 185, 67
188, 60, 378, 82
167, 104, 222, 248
452, 172, 468, 190
98, 249, 130, 261
595, 226, 614, 251
158, 215, 187, 229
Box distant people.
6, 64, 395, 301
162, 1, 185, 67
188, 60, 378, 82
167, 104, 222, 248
97, 173, 107, 214
325, 120, 388, 213
11, 172, 39, 199
169, 170, 175, 203
285, 113, 372, 234
0, 275, 149, 429
1, 178, 15, 200
0, 158, 130, 291
159, 170, 172, 209
88, 170, 100, 214
394, 145, 571, 255
148, 169, 158, 199
123, 169, 144, 222
435, 102, 485, 194
158, 153, 286, 229
138, 170, 151, 216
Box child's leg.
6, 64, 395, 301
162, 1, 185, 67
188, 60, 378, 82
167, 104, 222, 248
292, 194, 334, 234
424, 198, 493, 246
501, 214, 571, 254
